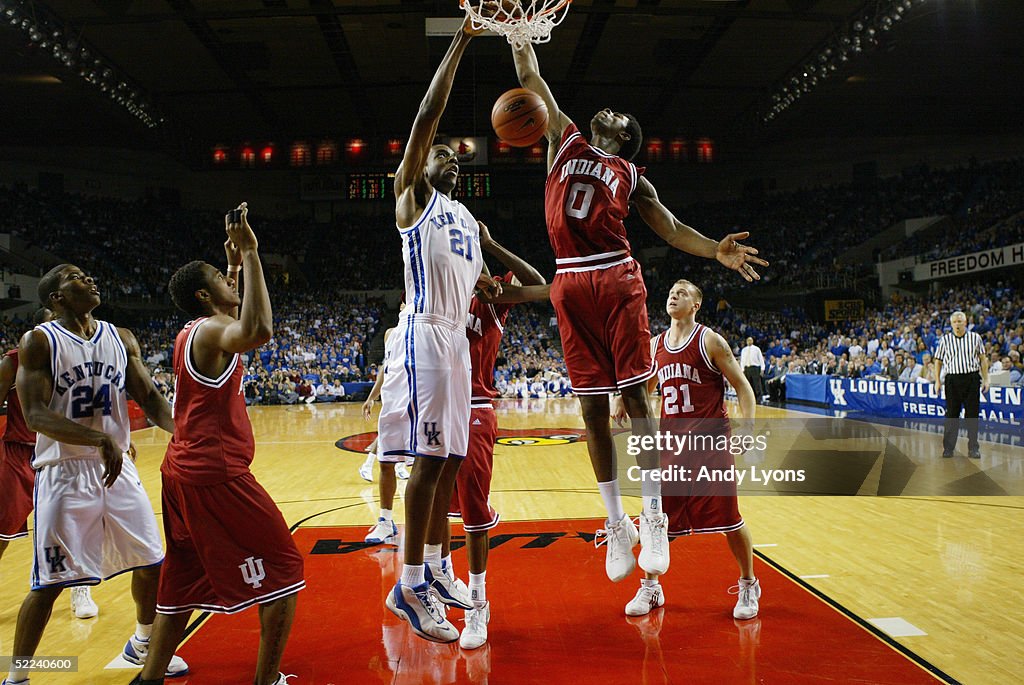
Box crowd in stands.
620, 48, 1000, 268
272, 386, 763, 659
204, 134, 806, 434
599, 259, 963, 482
2, 154, 1022, 406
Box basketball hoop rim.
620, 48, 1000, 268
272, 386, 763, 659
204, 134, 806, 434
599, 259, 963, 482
459, 0, 573, 21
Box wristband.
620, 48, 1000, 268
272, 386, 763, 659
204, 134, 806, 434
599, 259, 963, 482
227, 265, 241, 274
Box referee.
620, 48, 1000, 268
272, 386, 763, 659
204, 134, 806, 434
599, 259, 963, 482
740, 337, 765, 404
933, 311, 989, 458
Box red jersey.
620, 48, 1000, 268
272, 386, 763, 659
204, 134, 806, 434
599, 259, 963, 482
653, 325, 728, 421
2, 349, 35, 445
545, 123, 644, 270
466, 277, 513, 408
163, 318, 255, 485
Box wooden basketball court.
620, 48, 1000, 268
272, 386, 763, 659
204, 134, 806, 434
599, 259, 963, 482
1, 399, 1020, 684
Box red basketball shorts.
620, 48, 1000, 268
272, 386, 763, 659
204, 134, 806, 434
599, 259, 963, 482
156, 471, 305, 614
662, 446, 744, 536
0, 441, 35, 540
551, 259, 655, 394
449, 407, 499, 532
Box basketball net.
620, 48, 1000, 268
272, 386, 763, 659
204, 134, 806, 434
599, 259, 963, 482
461, 0, 572, 50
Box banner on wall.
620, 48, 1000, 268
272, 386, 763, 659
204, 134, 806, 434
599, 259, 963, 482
827, 378, 1022, 426
824, 299, 864, 322
913, 242, 1024, 281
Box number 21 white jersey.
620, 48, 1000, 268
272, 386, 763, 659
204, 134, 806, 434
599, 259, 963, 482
31, 320, 131, 468
397, 189, 484, 325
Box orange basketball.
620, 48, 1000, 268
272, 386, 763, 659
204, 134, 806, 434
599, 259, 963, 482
491, 88, 549, 147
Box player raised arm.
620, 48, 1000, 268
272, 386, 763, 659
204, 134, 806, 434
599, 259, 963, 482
633, 176, 769, 283
511, 43, 573, 157
199, 204, 274, 354
394, 18, 481, 201
225, 233, 242, 319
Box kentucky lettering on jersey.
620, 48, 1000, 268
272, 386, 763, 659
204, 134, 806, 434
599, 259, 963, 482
558, 158, 621, 197
52, 360, 126, 396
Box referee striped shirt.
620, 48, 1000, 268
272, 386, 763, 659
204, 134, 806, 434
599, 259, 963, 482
934, 331, 984, 374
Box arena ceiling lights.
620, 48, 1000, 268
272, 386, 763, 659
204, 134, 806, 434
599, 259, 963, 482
759, 0, 928, 127
0, 0, 164, 129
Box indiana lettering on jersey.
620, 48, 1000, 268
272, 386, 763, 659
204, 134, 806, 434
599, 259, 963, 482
466, 310, 483, 336
558, 159, 622, 196
657, 361, 702, 385
429, 211, 469, 230
53, 361, 125, 396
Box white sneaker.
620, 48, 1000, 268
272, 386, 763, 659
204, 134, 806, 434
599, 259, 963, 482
459, 602, 490, 649
637, 511, 670, 575
595, 514, 639, 582
273, 674, 297, 685
358, 460, 374, 482
122, 634, 190, 677
396, 462, 411, 480
71, 586, 99, 619
424, 562, 473, 609
730, 578, 761, 620
364, 517, 398, 545
386, 581, 459, 643
625, 583, 665, 616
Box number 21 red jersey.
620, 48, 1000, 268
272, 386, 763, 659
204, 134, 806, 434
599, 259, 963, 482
652, 324, 728, 421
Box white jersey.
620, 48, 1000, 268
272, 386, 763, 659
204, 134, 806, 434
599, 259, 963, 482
32, 320, 132, 468
397, 188, 484, 325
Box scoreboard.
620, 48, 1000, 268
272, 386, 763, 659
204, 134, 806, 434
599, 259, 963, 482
343, 172, 492, 200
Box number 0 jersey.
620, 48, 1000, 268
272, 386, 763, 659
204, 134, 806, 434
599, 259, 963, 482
544, 122, 644, 271
31, 320, 131, 468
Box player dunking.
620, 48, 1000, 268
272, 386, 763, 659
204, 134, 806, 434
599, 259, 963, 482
0, 308, 101, 620
5, 266, 187, 685
451, 221, 550, 649
511, 42, 768, 584
131, 205, 304, 685
381, 16, 498, 643
613, 280, 761, 619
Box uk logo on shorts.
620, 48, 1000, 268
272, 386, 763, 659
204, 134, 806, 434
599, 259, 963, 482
45, 545, 67, 573
239, 556, 266, 589
423, 421, 442, 447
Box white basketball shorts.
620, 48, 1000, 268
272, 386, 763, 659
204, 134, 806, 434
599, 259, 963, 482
31, 457, 164, 589
377, 313, 471, 461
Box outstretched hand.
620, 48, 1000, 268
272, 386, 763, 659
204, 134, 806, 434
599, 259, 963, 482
716, 232, 768, 282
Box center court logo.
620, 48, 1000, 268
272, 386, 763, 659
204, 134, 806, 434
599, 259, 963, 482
334, 429, 585, 454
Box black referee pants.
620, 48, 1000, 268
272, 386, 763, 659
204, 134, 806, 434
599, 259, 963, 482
744, 366, 763, 403
942, 372, 981, 454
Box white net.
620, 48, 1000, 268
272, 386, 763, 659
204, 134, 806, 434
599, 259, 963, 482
461, 0, 572, 50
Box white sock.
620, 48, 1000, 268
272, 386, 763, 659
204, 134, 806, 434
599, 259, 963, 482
641, 577, 659, 588
380, 508, 393, 522
643, 496, 662, 516
469, 571, 487, 604
362, 452, 376, 468
598, 479, 626, 524
7, 666, 29, 683
424, 544, 442, 567
135, 622, 153, 640
441, 553, 455, 579
401, 564, 425, 587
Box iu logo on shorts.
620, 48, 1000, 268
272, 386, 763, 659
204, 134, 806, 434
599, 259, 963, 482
45, 545, 67, 573
423, 421, 442, 447
239, 556, 266, 589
